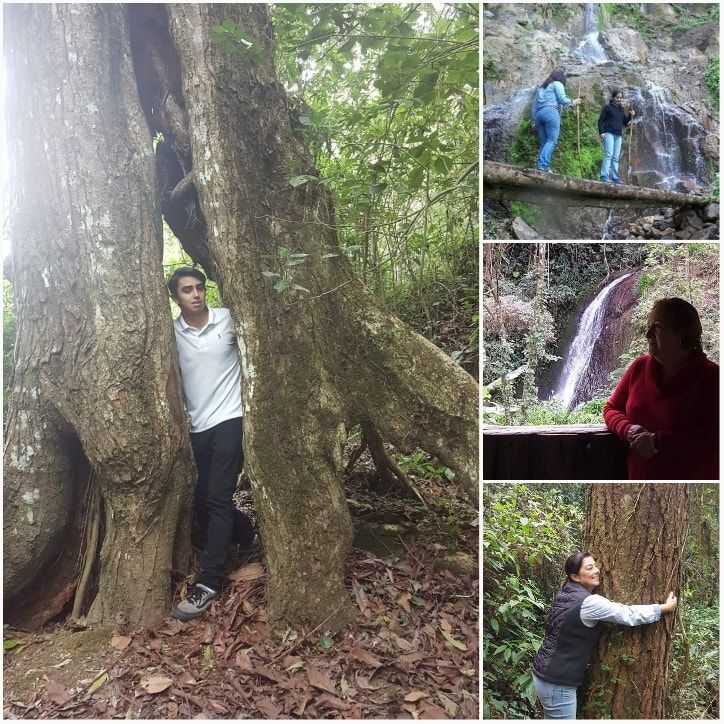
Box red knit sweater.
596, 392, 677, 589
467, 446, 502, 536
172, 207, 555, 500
604, 354, 719, 480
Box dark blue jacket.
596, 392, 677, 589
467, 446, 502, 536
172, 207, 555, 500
598, 101, 632, 136
532, 581, 602, 687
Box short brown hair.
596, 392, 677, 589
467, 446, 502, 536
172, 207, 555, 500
651, 297, 703, 354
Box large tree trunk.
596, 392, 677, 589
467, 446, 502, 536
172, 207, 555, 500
582, 483, 689, 718
3, 3, 196, 629
160, 4, 478, 631
4, 3, 478, 633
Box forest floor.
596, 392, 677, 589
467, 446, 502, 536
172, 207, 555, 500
3, 449, 479, 719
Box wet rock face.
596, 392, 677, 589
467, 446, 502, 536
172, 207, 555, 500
483, 3, 719, 183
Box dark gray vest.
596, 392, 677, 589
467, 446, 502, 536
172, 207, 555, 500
532, 580, 601, 686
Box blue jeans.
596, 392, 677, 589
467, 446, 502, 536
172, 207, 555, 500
534, 106, 561, 171
532, 672, 577, 719
600, 132, 622, 181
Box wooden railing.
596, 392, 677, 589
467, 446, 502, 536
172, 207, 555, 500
483, 424, 629, 480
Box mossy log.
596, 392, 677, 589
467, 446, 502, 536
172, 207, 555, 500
483, 162, 709, 208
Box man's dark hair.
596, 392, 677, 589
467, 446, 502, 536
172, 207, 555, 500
610, 87, 624, 100
167, 266, 206, 297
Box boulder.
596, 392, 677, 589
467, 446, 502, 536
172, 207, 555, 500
511, 216, 540, 240
703, 203, 720, 221
600, 28, 648, 64
690, 225, 719, 240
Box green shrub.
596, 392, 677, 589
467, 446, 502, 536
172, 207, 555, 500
703, 57, 719, 110
483, 484, 585, 718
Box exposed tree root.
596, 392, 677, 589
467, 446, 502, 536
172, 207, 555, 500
361, 422, 427, 508
71, 473, 101, 622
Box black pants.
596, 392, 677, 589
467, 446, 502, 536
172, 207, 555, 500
190, 417, 254, 590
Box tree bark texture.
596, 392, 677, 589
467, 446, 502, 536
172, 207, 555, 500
158, 4, 478, 631
582, 483, 689, 718
3, 4, 196, 628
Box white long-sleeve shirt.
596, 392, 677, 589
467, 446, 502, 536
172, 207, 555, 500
580, 594, 661, 628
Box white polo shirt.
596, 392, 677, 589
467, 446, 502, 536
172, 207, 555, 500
173, 306, 243, 433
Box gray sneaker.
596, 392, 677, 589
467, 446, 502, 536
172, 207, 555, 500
172, 583, 218, 621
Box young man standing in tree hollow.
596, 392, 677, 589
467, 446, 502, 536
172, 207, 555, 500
168, 266, 260, 621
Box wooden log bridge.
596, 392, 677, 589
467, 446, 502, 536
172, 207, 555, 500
483, 162, 709, 208
483, 424, 629, 480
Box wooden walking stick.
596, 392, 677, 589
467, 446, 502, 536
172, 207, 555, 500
628, 104, 634, 185
576, 80, 582, 177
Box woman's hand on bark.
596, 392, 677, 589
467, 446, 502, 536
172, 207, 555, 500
660, 591, 677, 614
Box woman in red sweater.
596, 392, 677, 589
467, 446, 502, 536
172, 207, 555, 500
604, 297, 719, 480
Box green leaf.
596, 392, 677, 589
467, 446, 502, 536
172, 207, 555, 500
407, 166, 425, 191
87, 671, 108, 695
292, 284, 310, 293
262, 271, 281, 278
441, 629, 468, 651
490, 618, 499, 634
274, 279, 291, 294
3, 638, 25, 652
318, 634, 334, 649
289, 174, 316, 188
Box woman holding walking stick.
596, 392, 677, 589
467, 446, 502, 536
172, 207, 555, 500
531, 69, 581, 172
598, 88, 634, 184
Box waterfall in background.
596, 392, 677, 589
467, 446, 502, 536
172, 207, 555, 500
553, 272, 634, 409
575, 4, 607, 65
627, 83, 710, 192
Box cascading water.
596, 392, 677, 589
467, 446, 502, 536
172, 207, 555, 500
553, 272, 634, 409
574, 4, 607, 65
627, 83, 710, 192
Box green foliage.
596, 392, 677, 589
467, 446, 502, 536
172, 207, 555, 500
483, 51, 501, 80
397, 451, 454, 483
3, 280, 16, 413
520, 396, 608, 425
210, 19, 258, 59
705, 174, 719, 204
620, 243, 719, 367
271, 2, 478, 325
509, 201, 540, 228
703, 57, 719, 111
603, 4, 653, 42
261, 247, 312, 295
163, 230, 220, 311
483, 484, 586, 718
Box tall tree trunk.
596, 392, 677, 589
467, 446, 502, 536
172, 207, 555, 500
3, 3, 196, 629
162, 4, 478, 631
582, 483, 689, 718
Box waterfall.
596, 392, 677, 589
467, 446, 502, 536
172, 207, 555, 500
553, 272, 634, 409
574, 4, 607, 65
627, 83, 710, 192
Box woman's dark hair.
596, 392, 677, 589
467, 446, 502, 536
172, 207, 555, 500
610, 87, 624, 100
167, 266, 207, 296
564, 551, 591, 579
542, 69, 567, 88
651, 297, 703, 354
